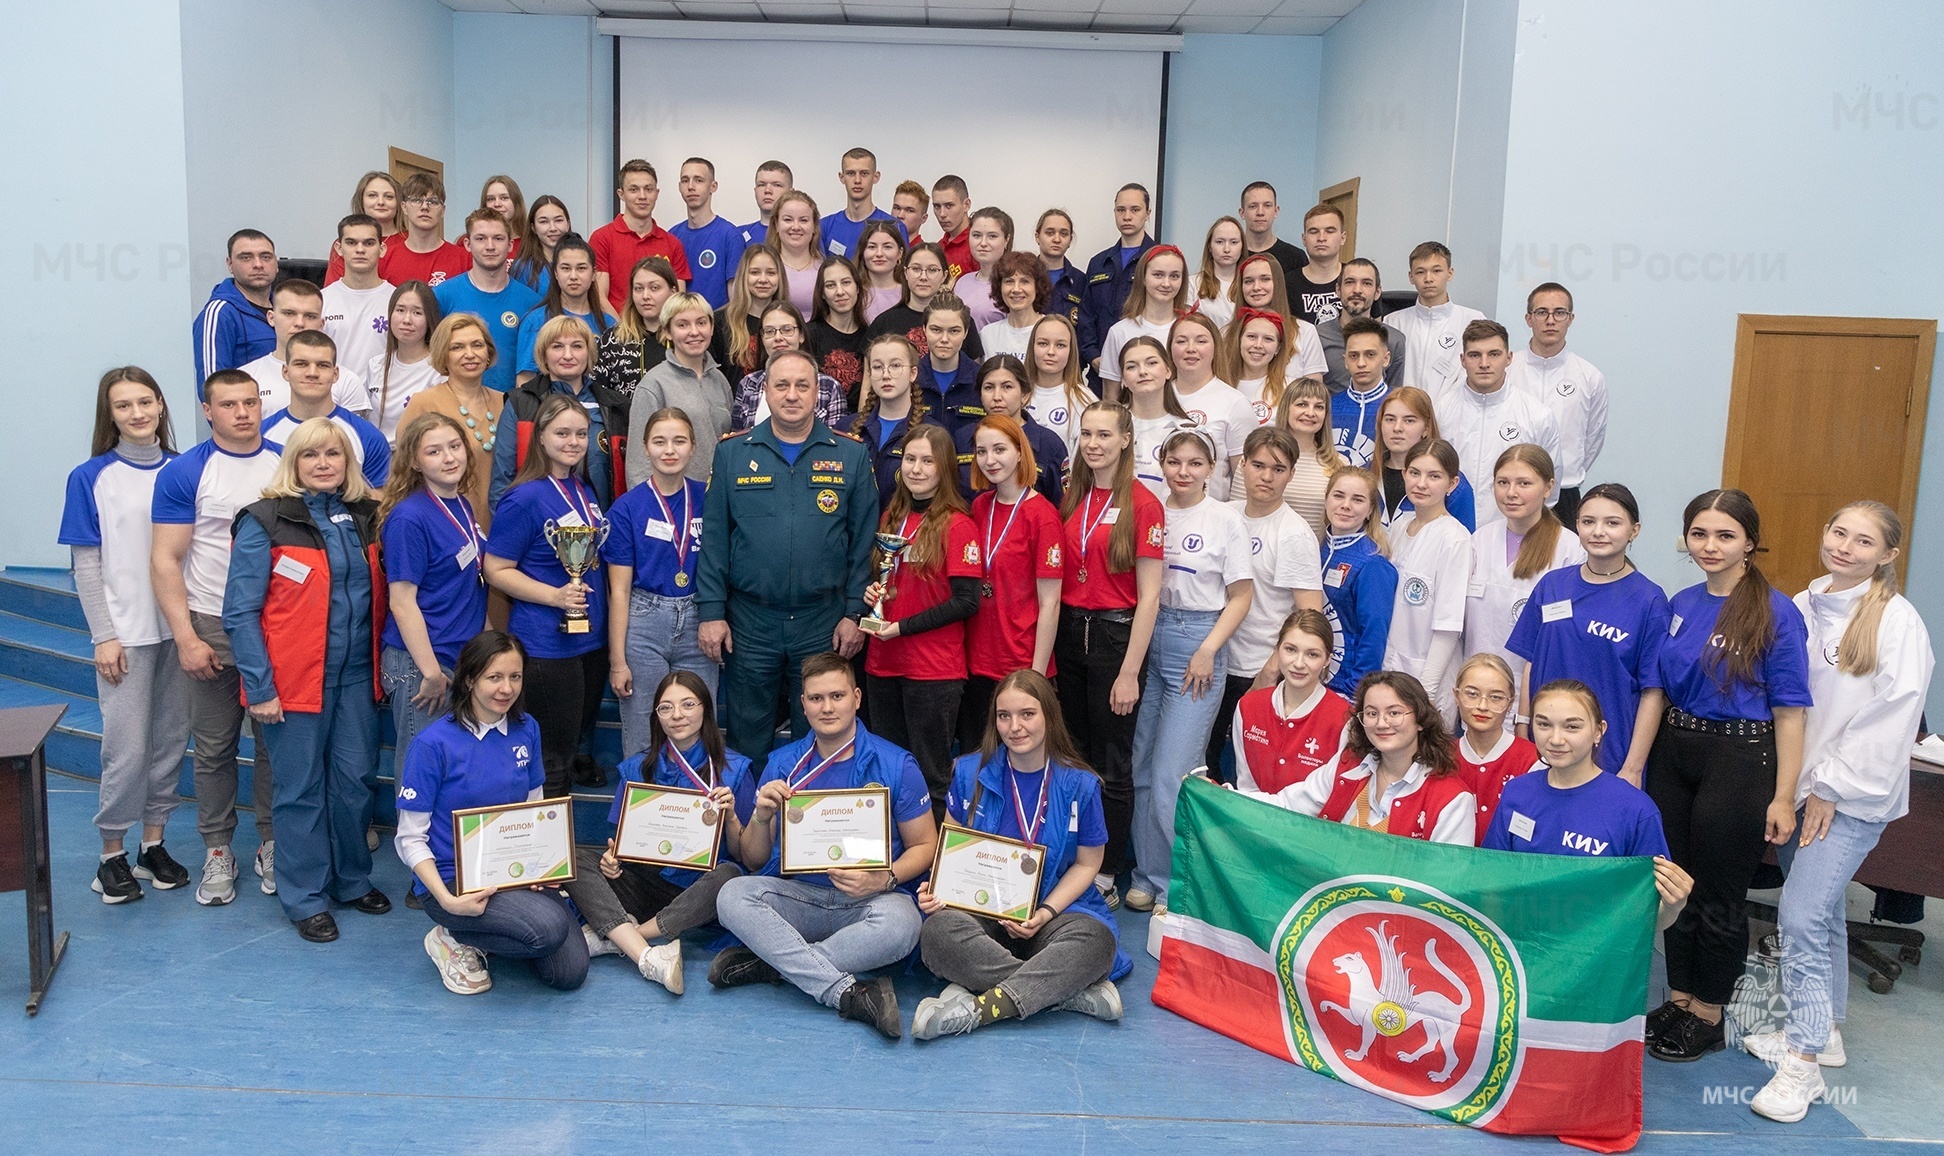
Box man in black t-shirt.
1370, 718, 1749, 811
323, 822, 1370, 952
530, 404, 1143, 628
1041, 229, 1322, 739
1238, 181, 1308, 288
1291, 203, 1346, 326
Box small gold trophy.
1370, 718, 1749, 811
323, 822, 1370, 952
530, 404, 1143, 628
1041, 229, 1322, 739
858, 532, 910, 636
542, 518, 610, 634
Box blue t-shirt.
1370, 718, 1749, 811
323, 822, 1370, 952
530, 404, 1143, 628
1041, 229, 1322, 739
262, 405, 392, 488
1507, 567, 1670, 774
753, 729, 931, 889
1481, 769, 1670, 858
516, 306, 604, 377
434, 274, 542, 394
396, 713, 545, 889
484, 477, 608, 659
380, 490, 489, 667
601, 476, 705, 596
668, 215, 746, 310
1657, 583, 1813, 720
606, 739, 757, 888
740, 220, 768, 248
1119, 245, 1143, 272
819, 206, 901, 261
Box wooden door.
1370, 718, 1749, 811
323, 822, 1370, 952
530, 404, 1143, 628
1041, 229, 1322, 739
1319, 177, 1360, 262
1723, 315, 1935, 593
388, 146, 443, 187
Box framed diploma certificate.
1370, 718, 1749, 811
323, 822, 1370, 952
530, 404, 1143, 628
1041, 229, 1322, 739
451, 798, 576, 895
779, 786, 892, 874
929, 824, 1045, 923
614, 783, 722, 871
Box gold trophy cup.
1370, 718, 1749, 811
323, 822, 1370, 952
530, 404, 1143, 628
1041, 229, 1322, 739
543, 518, 610, 634
858, 532, 910, 636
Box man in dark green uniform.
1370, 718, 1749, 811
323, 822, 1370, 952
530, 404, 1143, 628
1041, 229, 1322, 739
698, 349, 878, 758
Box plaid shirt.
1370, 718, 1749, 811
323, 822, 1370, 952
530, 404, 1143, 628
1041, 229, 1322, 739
729, 368, 848, 432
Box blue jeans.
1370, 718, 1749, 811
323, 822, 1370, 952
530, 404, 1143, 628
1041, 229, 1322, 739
714, 875, 922, 1007
424, 886, 588, 991
259, 682, 379, 921
1131, 607, 1226, 901
618, 589, 719, 759
382, 646, 450, 783
1776, 806, 1886, 1052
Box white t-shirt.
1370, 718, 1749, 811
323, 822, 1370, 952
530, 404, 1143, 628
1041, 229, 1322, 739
242, 352, 369, 417
1291, 317, 1327, 379
1097, 316, 1174, 384
1505, 347, 1607, 490
59, 453, 172, 646
321, 280, 394, 386
1429, 381, 1561, 522
1224, 501, 1323, 673
149, 440, 284, 617
979, 317, 1036, 361
1132, 412, 1192, 499
1159, 496, 1253, 613
1464, 519, 1585, 671
1174, 378, 1255, 498
1027, 383, 1095, 455
1386, 300, 1485, 394
1234, 377, 1275, 427
1197, 281, 1235, 330
1384, 511, 1471, 690
365, 352, 443, 440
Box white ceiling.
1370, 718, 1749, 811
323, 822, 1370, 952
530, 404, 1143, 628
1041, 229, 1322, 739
439, 0, 1361, 36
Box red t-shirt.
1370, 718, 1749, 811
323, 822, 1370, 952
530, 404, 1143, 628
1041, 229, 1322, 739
590, 215, 693, 315
379, 239, 469, 287
1457, 730, 1543, 842
1060, 484, 1164, 611
939, 226, 974, 284
865, 511, 981, 680
966, 490, 1065, 680
1234, 684, 1353, 794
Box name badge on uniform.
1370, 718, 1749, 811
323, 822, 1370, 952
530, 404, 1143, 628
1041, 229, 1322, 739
1101, 507, 1120, 525
272, 555, 313, 584
455, 541, 479, 569
1541, 599, 1573, 623
1068, 800, 1079, 833
330, 512, 355, 524
830, 241, 847, 256
1508, 811, 1536, 842
556, 510, 586, 529
644, 520, 675, 541
1669, 615, 1683, 636
1324, 563, 1349, 589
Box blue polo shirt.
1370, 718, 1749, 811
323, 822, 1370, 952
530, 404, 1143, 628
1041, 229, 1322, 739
434, 274, 542, 393
380, 489, 489, 667
397, 713, 545, 889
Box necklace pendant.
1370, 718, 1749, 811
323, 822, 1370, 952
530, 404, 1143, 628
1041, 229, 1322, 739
1077, 566, 1088, 583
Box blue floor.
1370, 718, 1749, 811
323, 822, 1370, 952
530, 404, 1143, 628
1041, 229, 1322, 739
0, 783, 1931, 1153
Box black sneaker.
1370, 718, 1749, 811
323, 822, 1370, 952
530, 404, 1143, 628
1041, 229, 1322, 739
1644, 999, 1686, 1045
92, 854, 144, 904
838, 975, 902, 1040
132, 843, 190, 889
1649, 1008, 1724, 1062
708, 946, 782, 989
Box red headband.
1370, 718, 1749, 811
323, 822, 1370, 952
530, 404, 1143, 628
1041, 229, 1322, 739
1237, 307, 1285, 335
1143, 243, 1185, 266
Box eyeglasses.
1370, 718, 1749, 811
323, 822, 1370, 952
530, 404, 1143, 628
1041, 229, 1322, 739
760, 326, 800, 338
1457, 688, 1512, 708
654, 700, 703, 716
1359, 707, 1415, 724
405, 197, 445, 208
1526, 308, 1573, 321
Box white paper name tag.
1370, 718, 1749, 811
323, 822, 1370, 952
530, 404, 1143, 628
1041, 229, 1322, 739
330, 512, 355, 524
456, 541, 479, 569
1069, 800, 1080, 833
556, 511, 586, 529
1324, 563, 1347, 589
644, 519, 674, 541
830, 241, 847, 256
1541, 599, 1573, 623
1101, 507, 1120, 525
273, 555, 313, 584
1669, 614, 1683, 636
1508, 811, 1536, 842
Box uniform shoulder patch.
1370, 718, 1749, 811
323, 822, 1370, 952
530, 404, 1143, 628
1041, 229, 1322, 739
831, 427, 863, 443
719, 428, 745, 441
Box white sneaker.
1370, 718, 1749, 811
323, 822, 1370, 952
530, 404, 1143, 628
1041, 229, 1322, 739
638, 940, 685, 994
1124, 888, 1156, 912
1750, 1054, 1825, 1123
366, 826, 381, 852
1743, 1027, 1846, 1068
195, 846, 237, 906
424, 926, 491, 995
911, 983, 980, 1041
255, 842, 276, 895
1057, 980, 1124, 1022
582, 925, 620, 958
1095, 874, 1121, 911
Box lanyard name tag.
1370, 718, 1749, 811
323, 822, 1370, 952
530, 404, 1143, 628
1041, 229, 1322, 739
1101, 507, 1120, 525
645, 520, 675, 541
455, 540, 479, 569
556, 510, 586, 529
1541, 599, 1573, 622
273, 555, 313, 584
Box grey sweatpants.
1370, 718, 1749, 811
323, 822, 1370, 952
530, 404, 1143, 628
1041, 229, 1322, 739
188, 612, 275, 848
93, 641, 193, 840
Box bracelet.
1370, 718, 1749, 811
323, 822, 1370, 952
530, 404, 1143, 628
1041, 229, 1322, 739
1036, 903, 1058, 920
884, 872, 899, 893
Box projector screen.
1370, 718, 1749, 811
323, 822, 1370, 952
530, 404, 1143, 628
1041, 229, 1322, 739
616, 32, 1165, 264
